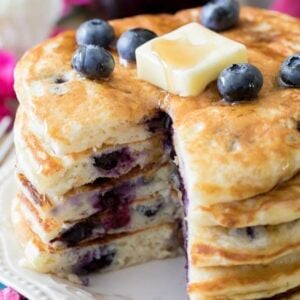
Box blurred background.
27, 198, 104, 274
0, 0, 299, 123
80, 0, 274, 19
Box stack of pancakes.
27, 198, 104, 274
13, 114, 183, 276
13, 4, 300, 299
172, 8, 300, 300
12, 29, 183, 275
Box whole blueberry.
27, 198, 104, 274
72, 45, 115, 79
201, 0, 240, 32
117, 28, 157, 61
217, 63, 264, 102
76, 19, 115, 47
279, 54, 300, 88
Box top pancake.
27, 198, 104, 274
15, 7, 300, 204
172, 8, 300, 205
14, 15, 183, 156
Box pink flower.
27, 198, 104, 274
0, 105, 12, 120
50, 26, 66, 38
0, 287, 24, 300
0, 50, 16, 120
271, 0, 300, 18
63, 0, 92, 15
0, 50, 16, 102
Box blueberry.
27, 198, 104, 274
93, 151, 120, 170
92, 177, 110, 185
201, 0, 240, 32
137, 203, 163, 218
58, 220, 94, 246
74, 248, 116, 275
279, 54, 300, 88
101, 189, 121, 211
76, 19, 115, 47
117, 28, 157, 61
234, 227, 257, 240
93, 148, 132, 171
72, 45, 115, 79
217, 63, 263, 102
146, 111, 172, 133
103, 207, 130, 230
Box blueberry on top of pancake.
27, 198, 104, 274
76, 19, 115, 48
279, 54, 300, 88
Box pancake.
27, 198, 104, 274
176, 7, 300, 56
265, 286, 300, 300
15, 108, 172, 196
17, 189, 182, 247
191, 173, 300, 228
12, 201, 180, 276
188, 251, 300, 300
15, 7, 300, 205
14, 7, 300, 205
18, 162, 178, 222
169, 8, 300, 207
189, 218, 300, 267
13, 14, 183, 156
14, 6, 300, 205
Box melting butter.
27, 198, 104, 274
152, 37, 214, 69
136, 22, 248, 96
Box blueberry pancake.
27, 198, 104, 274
13, 16, 183, 156
189, 219, 300, 267
17, 162, 178, 223
16, 189, 182, 247
191, 173, 300, 228
14, 108, 173, 196
13, 2, 300, 300
12, 200, 180, 276
188, 251, 300, 300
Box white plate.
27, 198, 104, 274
0, 157, 187, 300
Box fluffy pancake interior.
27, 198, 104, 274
16, 188, 182, 247
12, 199, 180, 275
17, 162, 178, 221
15, 108, 172, 196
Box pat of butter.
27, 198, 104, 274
136, 22, 248, 96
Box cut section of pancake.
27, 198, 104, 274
12, 201, 180, 276
18, 163, 178, 222
189, 218, 300, 267
191, 173, 300, 228
16, 189, 182, 247
188, 252, 300, 300
15, 108, 172, 196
